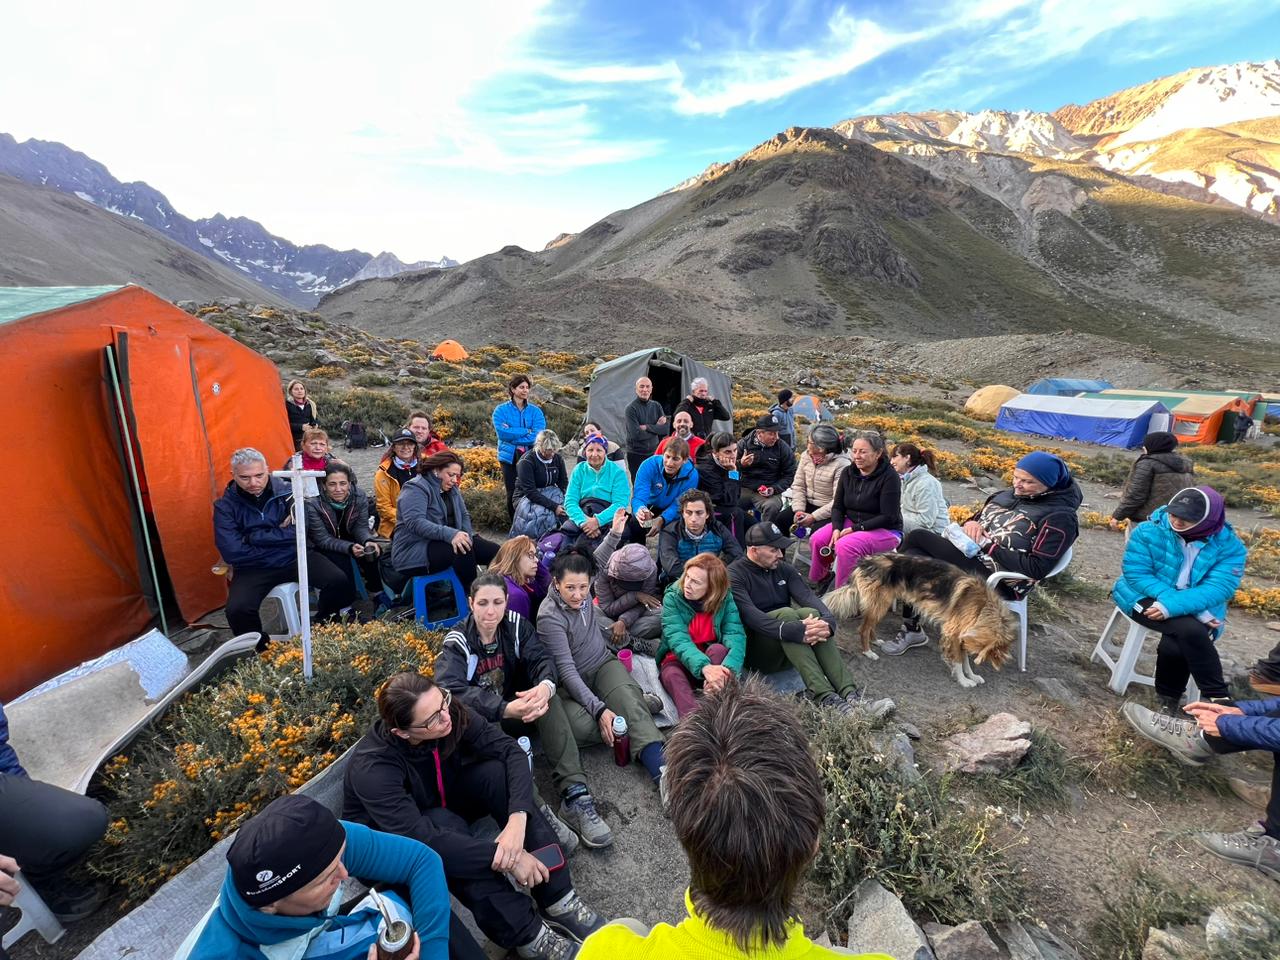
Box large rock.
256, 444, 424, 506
927, 920, 1002, 960
1142, 924, 1206, 960
941, 713, 1032, 774
1033, 677, 1079, 709
996, 921, 1082, 960
845, 879, 935, 960
1205, 901, 1277, 957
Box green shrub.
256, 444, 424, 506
802, 706, 1021, 938
467, 486, 510, 533
352, 372, 396, 388
309, 387, 410, 436
969, 729, 1078, 809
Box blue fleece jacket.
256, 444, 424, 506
630, 456, 699, 525
492, 400, 546, 464
0, 702, 26, 777
180, 821, 449, 960
1112, 506, 1246, 633
1216, 698, 1280, 754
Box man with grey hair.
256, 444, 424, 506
213, 448, 353, 650
675, 377, 731, 440
624, 376, 669, 479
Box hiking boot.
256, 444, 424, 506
538, 800, 579, 856
1249, 670, 1280, 697
516, 922, 580, 959
44, 882, 106, 923
1121, 702, 1213, 766
625, 634, 660, 657
817, 691, 855, 716
558, 793, 613, 848
642, 691, 664, 714
1157, 695, 1184, 717
846, 690, 896, 721
543, 889, 606, 942
880, 626, 928, 657
1193, 830, 1280, 881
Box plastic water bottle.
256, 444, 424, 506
517, 736, 533, 770
611, 715, 630, 767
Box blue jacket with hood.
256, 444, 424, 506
214, 477, 297, 570
1112, 506, 1246, 634
1217, 698, 1280, 754
630, 455, 699, 525
491, 400, 546, 465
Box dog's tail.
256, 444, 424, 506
824, 583, 862, 621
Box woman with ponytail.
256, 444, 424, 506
890, 442, 949, 537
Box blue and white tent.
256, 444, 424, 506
996, 394, 1171, 448
1026, 377, 1114, 396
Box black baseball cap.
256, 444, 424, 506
226, 795, 346, 906
755, 413, 783, 432
389, 429, 417, 445
746, 522, 792, 550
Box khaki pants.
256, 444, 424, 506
560, 657, 663, 760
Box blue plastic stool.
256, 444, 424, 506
411, 568, 469, 630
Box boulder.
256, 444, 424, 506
996, 921, 1082, 960
313, 349, 345, 367
873, 730, 921, 784
1205, 901, 1276, 957
927, 921, 1002, 960
941, 713, 1032, 774
845, 879, 934, 960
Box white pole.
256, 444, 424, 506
273, 453, 326, 681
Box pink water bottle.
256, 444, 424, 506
612, 715, 630, 767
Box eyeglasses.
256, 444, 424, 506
524, 551, 539, 561
406, 689, 451, 730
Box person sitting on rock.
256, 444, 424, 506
656, 411, 704, 462
736, 414, 796, 526
305, 462, 383, 603
728, 523, 892, 719
284, 378, 318, 449
656, 554, 746, 718
675, 377, 731, 439
407, 410, 449, 458
657, 489, 743, 584
510, 430, 568, 540
578, 678, 893, 960
774, 424, 850, 539
1109, 431, 1195, 538
374, 428, 420, 539
563, 434, 632, 545
214, 448, 354, 651
624, 376, 670, 479
695, 432, 746, 547
593, 525, 664, 655
1113, 486, 1246, 715
179, 793, 458, 960
628, 436, 698, 542
488, 536, 551, 622
881, 451, 1082, 658
1122, 697, 1280, 882
769, 388, 797, 451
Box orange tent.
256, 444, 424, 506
433, 339, 469, 361
0, 285, 293, 699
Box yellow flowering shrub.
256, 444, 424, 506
305, 365, 346, 380
1232, 588, 1280, 618
91, 622, 441, 901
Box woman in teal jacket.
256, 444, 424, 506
563, 436, 631, 545
1113, 486, 1247, 712
658, 553, 746, 717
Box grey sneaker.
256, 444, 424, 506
538, 800, 579, 856
1121, 702, 1213, 766
544, 889, 606, 942
846, 690, 896, 721
881, 627, 928, 656
558, 793, 614, 848
516, 922, 580, 959
817, 691, 855, 716
1193, 830, 1280, 880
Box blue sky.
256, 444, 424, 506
3, 1, 1278, 263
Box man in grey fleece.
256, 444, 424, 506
729, 522, 893, 719
624, 377, 669, 480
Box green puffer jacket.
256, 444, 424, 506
657, 583, 747, 678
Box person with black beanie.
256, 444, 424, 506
1110, 431, 1195, 536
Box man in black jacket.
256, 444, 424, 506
674, 377, 731, 439
624, 377, 669, 479
729, 524, 892, 719
737, 413, 797, 525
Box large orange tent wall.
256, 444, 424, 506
0, 285, 293, 699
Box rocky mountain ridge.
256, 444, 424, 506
0, 133, 453, 306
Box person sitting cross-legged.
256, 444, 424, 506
657, 489, 743, 585
1122, 698, 1280, 881
728, 523, 892, 719
343, 673, 606, 960
657, 554, 746, 718
736, 413, 796, 526
214, 448, 355, 651
627, 437, 698, 542
578, 678, 893, 960
562, 435, 631, 546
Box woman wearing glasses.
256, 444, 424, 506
343, 671, 606, 960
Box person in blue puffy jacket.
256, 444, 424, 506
627, 438, 698, 542
1112, 486, 1246, 713
492, 374, 547, 521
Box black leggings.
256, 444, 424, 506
897, 528, 995, 627
1129, 608, 1228, 700
398, 536, 501, 591
0, 773, 108, 899
501, 460, 519, 520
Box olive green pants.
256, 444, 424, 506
560, 657, 663, 761
743, 606, 855, 699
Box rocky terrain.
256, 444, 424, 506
0, 133, 453, 306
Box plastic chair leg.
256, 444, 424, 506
1, 873, 66, 949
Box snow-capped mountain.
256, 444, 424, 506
0, 133, 453, 306
341, 251, 457, 287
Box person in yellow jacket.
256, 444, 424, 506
579, 678, 892, 960
373, 429, 419, 538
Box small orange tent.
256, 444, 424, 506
0, 285, 293, 698
433, 339, 469, 361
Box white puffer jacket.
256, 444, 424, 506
900, 465, 949, 536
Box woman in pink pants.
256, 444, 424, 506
809, 431, 902, 590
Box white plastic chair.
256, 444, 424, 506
265, 582, 302, 637
1092, 606, 1209, 699
1, 871, 65, 950
986, 545, 1074, 672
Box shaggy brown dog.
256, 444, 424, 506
824, 553, 1017, 688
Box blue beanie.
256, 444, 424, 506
1015, 452, 1070, 490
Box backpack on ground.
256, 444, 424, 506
344, 420, 369, 450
